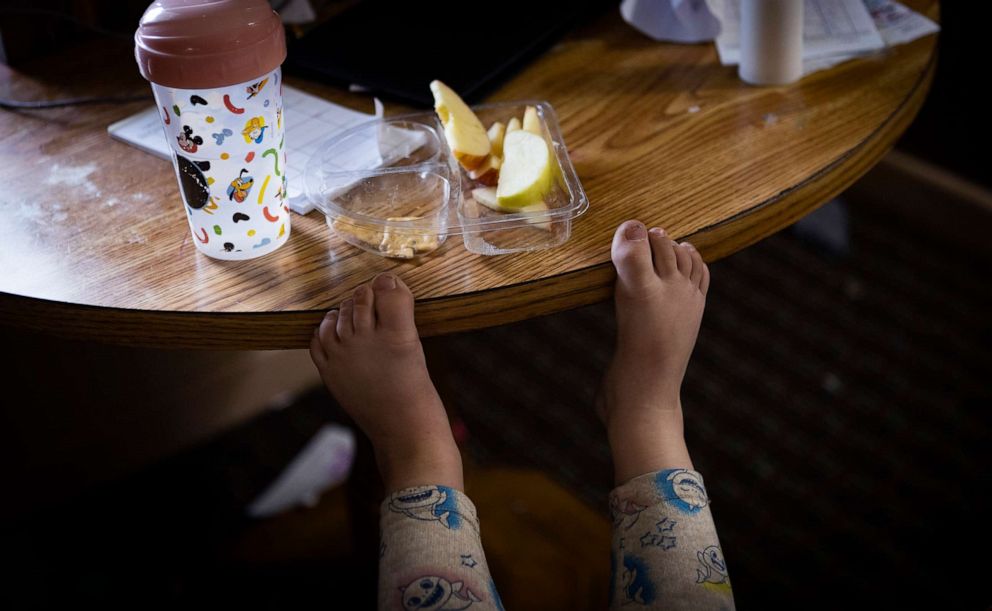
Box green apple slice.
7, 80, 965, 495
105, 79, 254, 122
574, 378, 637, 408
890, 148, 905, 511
472, 188, 552, 231
496, 130, 553, 209
472, 187, 501, 210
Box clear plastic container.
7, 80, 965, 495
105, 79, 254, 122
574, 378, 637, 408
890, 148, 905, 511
304, 101, 589, 258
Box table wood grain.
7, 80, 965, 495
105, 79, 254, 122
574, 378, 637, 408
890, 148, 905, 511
0, 2, 938, 349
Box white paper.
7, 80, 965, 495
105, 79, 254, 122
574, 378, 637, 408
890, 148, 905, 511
247, 424, 355, 518
716, 0, 885, 66
864, 0, 939, 46
108, 85, 376, 215
714, 0, 937, 76
620, 0, 722, 43
796, 1, 938, 74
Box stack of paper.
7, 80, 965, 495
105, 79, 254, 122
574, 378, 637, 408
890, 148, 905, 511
714, 0, 938, 76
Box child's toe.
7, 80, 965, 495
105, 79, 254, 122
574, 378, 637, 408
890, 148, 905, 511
648, 227, 678, 277
309, 330, 327, 369
372, 274, 416, 334
337, 298, 355, 338
352, 283, 375, 332
611, 220, 656, 289
685, 242, 704, 287
675, 242, 694, 279
317, 310, 339, 348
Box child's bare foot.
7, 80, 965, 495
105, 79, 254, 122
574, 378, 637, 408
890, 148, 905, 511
309, 274, 462, 492
597, 220, 710, 484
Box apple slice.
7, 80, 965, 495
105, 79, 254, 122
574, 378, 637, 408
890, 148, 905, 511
468, 155, 502, 186
521, 202, 552, 232
496, 130, 553, 209
523, 105, 542, 135
472, 188, 553, 231
506, 116, 522, 134
471, 187, 501, 210
487, 121, 506, 158
430, 80, 490, 170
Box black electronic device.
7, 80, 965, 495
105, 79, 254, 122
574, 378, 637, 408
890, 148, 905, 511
286, 0, 612, 106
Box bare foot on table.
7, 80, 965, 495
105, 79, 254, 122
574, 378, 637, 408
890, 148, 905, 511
597, 220, 710, 484
309, 274, 462, 492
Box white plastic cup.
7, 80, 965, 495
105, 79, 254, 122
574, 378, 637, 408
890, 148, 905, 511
739, 0, 804, 86
136, 0, 289, 260
150, 69, 289, 260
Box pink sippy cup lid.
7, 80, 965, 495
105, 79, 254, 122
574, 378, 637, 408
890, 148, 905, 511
135, 0, 287, 90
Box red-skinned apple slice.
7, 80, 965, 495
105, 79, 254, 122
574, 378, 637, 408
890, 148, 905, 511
430, 80, 490, 171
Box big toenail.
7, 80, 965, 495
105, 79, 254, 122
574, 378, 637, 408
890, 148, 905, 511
624, 223, 647, 241
373, 274, 397, 289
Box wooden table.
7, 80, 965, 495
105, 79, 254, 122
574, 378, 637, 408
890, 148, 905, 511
0, 1, 938, 350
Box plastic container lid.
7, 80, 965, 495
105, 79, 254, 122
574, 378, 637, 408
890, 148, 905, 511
135, 0, 287, 89
304, 100, 589, 258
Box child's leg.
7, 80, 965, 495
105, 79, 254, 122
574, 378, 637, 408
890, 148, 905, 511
600, 221, 734, 610
310, 274, 461, 492
310, 275, 503, 610
598, 220, 708, 483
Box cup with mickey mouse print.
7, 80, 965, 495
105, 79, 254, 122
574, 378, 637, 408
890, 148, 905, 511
135, 0, 290, 260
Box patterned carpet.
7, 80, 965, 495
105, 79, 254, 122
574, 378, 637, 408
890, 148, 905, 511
3, 187, 989, 609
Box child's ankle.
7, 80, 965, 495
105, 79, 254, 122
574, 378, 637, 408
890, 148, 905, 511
376, 436, 464, 493
608, 407, 694, 485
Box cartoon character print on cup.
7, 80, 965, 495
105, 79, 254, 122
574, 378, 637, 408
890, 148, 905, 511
227, 169, 254, 203
177, 125, 203, 153
151, 66, 288, 259
176, 156, 210, 210
246, 77, 268, 99
242, 116, 267, 144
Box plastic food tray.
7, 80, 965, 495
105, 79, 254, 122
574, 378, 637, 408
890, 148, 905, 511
303, 101, 589, 257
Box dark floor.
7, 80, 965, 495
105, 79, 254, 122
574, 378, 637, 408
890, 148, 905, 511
2, 181, 990, 609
